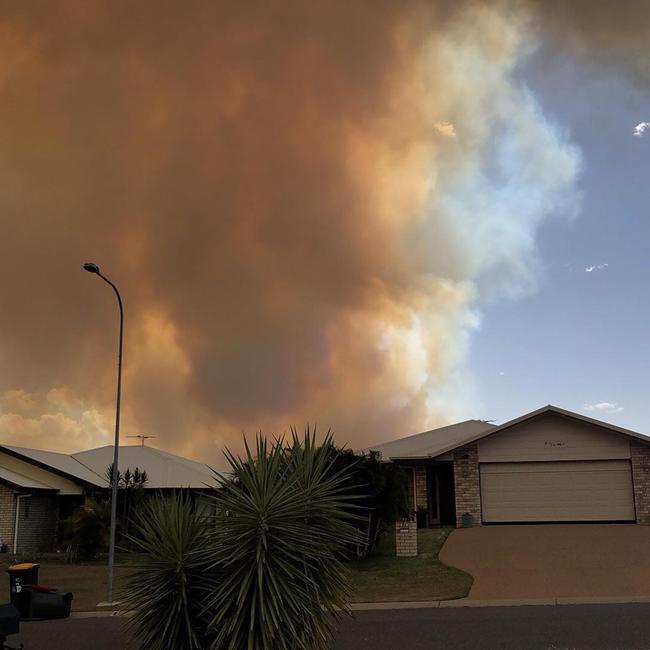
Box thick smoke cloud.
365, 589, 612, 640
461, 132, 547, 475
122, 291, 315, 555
536, 1, 650, 82
0, 1, 640, 461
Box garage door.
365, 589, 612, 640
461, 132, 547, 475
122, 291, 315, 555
480, 460, 635, 523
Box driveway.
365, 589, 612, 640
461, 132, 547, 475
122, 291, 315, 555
439, 524, 650, 600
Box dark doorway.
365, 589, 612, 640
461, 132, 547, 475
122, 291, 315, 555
426, 463, 456, 527
437, 462, 456, 526
426, 465, 439, 525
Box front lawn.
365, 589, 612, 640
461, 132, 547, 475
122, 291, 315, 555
348, 527, 473, 602
0, 529, 471, 610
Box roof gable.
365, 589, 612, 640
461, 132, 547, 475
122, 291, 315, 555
367, 405, 650, 461
444, 405, 650, 455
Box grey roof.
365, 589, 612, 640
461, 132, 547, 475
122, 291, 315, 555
71, 445, 217, 489
368, 405, 650, 461
1, 444, 217, 490
368, 419, 496, 460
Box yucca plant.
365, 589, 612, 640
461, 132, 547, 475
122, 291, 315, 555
204, 428, 361, 650
120, 493, 218, 650
122, 429, 361, 650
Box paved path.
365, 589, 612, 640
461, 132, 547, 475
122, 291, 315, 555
9, 604, 650, 649
440, 524, 650, 600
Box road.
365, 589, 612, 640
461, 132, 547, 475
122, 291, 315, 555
334, 604, 650, 649
9, 603, 650, 649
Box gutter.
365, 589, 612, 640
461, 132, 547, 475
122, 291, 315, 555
13, 493, 31, 553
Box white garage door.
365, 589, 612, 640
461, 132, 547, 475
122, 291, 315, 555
480, 460, 635, 523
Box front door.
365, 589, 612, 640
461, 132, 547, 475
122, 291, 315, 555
426, 466, 440, 526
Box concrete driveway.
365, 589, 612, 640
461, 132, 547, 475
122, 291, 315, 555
439, 524, 650, 600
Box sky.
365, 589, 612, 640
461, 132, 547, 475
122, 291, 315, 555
472, 40, 650, 433
0, 1, 648, 465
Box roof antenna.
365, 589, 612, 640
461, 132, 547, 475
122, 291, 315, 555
127, 435, 157, 447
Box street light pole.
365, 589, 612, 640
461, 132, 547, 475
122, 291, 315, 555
83, 262, 123, 605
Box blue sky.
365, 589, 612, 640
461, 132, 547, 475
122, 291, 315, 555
472, 47, 650, 432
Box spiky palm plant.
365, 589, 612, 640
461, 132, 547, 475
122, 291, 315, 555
205, 429, 360, 650
120, 493, 218, 650
122, 430, 360, 650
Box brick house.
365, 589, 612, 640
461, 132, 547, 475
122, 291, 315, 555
0, 444, 216, 553
369, 405, 650, 527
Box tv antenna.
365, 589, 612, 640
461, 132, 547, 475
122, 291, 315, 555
127, 435, 157, 447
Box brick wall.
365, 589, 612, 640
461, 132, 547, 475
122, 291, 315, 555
631, 442, 650, 524
0, 484, 15, 551
395, 518, 417, 557
15, 494, 58, 554
453, 442, 481, 527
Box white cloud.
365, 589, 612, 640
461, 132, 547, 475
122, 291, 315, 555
585, 263, 608, 273
583, 402, 624, 414
634, 122, 650, 137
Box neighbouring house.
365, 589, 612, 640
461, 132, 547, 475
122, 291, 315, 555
0, 443, 217, 554
369, 404, 650, 528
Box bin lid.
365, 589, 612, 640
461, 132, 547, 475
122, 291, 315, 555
8, 563, 39, 571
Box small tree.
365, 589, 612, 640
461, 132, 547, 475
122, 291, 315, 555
105, 463, 148, 539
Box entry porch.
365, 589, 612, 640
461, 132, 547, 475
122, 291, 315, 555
399, 461, 457, 528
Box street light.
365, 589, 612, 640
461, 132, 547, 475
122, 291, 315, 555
83, 262, 123, 605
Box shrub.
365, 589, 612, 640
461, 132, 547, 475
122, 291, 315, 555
122, 429, 359, 650
121, 494, 217, 650
327, 448, 410, 556
206, 431, 360, 649
61, 499, 111, 559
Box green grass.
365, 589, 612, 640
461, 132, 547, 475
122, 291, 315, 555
0, 530, 471, 610
347, 528, 473, 602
